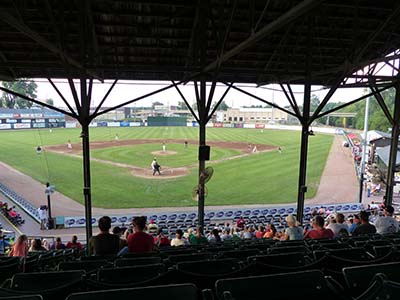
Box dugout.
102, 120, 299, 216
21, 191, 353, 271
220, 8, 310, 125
147, 116, 186, 127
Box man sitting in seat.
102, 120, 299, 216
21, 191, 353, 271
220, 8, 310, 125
352, 211, 376, 236
88, 216, 121, 256
374, 205, 399, 234
304, 215, 334, 240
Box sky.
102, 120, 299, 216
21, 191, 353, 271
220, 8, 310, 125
34, 79, 367, 111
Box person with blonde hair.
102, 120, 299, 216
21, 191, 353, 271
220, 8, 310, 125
281, 214, 303, 241
9, 234, 28, 257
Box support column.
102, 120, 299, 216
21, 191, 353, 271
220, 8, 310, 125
81, 123, 93, 240
296, 83, 311, 224
198, 80, 207, 228
385, 84, 400, 206
80, 78, 93, 241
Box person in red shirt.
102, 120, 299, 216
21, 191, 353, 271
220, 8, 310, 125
154, 228, 170, 247
66, 235, 83, 251
304, 215, 334, 240
236, 217, 245, 229
127, 216, 154, 253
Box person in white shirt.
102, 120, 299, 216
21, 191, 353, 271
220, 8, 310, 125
374, 205, 399, 234
326, 213, 349, 237
170, 229, 187, 247
37, 206, 48, 230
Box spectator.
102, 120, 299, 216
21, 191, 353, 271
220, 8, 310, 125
349, 214, 360, 234
29, 238, 47, 252
8, 234, 28, 257
170, 229, 187, 247
42, 239, 50, 251
127, 216, 154, 253
236, 217, 245, 229
255, 225, 265, 239
189, 226, 208, 245
148, 220, 158, 235
66, 235, 83, 251
281, 214, 303, 241
220, 228, 232, 241
263, 223, 277, 239
242, 226, 254, 240
154, 228, 170, 247
374, 205, 399, 234
112, 226, 128, 249
352, 211, 376, 236
326, 213, 349, 237
51, 237, 66, 250
88, 216, 120, 256
304, 216, 334, 240
208, 228, 222, 244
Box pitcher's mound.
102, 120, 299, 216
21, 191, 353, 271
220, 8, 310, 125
151, 150, 177, 156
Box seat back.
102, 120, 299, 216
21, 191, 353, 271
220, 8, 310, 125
215, 270, 343, 300
66, 283, 197, 300
343, 262, 400, 297
165, 252, 213, 265
114, 257, 161, 267
217, 249, 259, 260
97, 264, 165, 284
58, 260, 110, 273
176, 258, 241, 275
248, 252, 307, 268
0, 295, 43, 300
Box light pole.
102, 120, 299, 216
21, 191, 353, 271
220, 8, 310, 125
358, 96, 370, 203
45, 182, 55, 228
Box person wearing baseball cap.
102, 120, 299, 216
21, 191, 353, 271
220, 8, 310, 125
374, 205, 399, 234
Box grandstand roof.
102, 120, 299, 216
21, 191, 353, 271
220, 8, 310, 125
0, 0, 400, 86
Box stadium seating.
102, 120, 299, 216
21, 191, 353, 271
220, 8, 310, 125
213, 270, 347, 300
66, 283, 198, 300
343, 262, 400, 297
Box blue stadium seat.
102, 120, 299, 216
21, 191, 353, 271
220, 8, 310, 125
224, 211, 233, 218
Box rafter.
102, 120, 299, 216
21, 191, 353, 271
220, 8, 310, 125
0, 11, 103, 81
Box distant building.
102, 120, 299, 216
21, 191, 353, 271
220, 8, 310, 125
218, 107, 288, 124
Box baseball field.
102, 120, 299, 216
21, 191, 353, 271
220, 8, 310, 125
0, 127, 333, 208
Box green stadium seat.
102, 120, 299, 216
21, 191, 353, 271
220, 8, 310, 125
217, 249, 259, 260
353, 273, 400, 300
86, 264, 167, 289
343, 262, 400, 297
173, 258, 249, 290
215, 269, 348, 300
66, 283, 197, 300
114, 256, 162, 267
0, 259, 21, 284
0, 295, 43, 300
0, 270, 84, 300
165, 252, 213, 266
58, 260, 111, 273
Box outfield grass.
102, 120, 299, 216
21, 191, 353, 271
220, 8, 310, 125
0, 127, 333, 208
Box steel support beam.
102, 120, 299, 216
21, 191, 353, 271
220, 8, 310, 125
385, 83, 400, 206
198, 79, 207, 229
79, 78, 93, 241
296, 82, 311, 225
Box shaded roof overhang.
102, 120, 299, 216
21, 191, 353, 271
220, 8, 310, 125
0, 0, 400, 86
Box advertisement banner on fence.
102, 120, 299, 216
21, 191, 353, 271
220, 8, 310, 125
66, 122, 78, 128
130, 122, 142, 127
32, 123, 46, 128
234, 123, 244, 128
108, 122, 120, 127
255, 123, 265, 129
192, 121, 199, 127
13, 123, 31, 129
88, 122, 97, 127
97, 121, 108, 127
244, 123, 255, 129
0, 124, 11, 130
120, 121, 130, 127
213, 122, 223, 128
223, 123, 233, 128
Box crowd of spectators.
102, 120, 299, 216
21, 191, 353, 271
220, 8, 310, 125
2, 203, 399, 258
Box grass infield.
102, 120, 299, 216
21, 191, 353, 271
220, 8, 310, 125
0, 127, 333, 208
